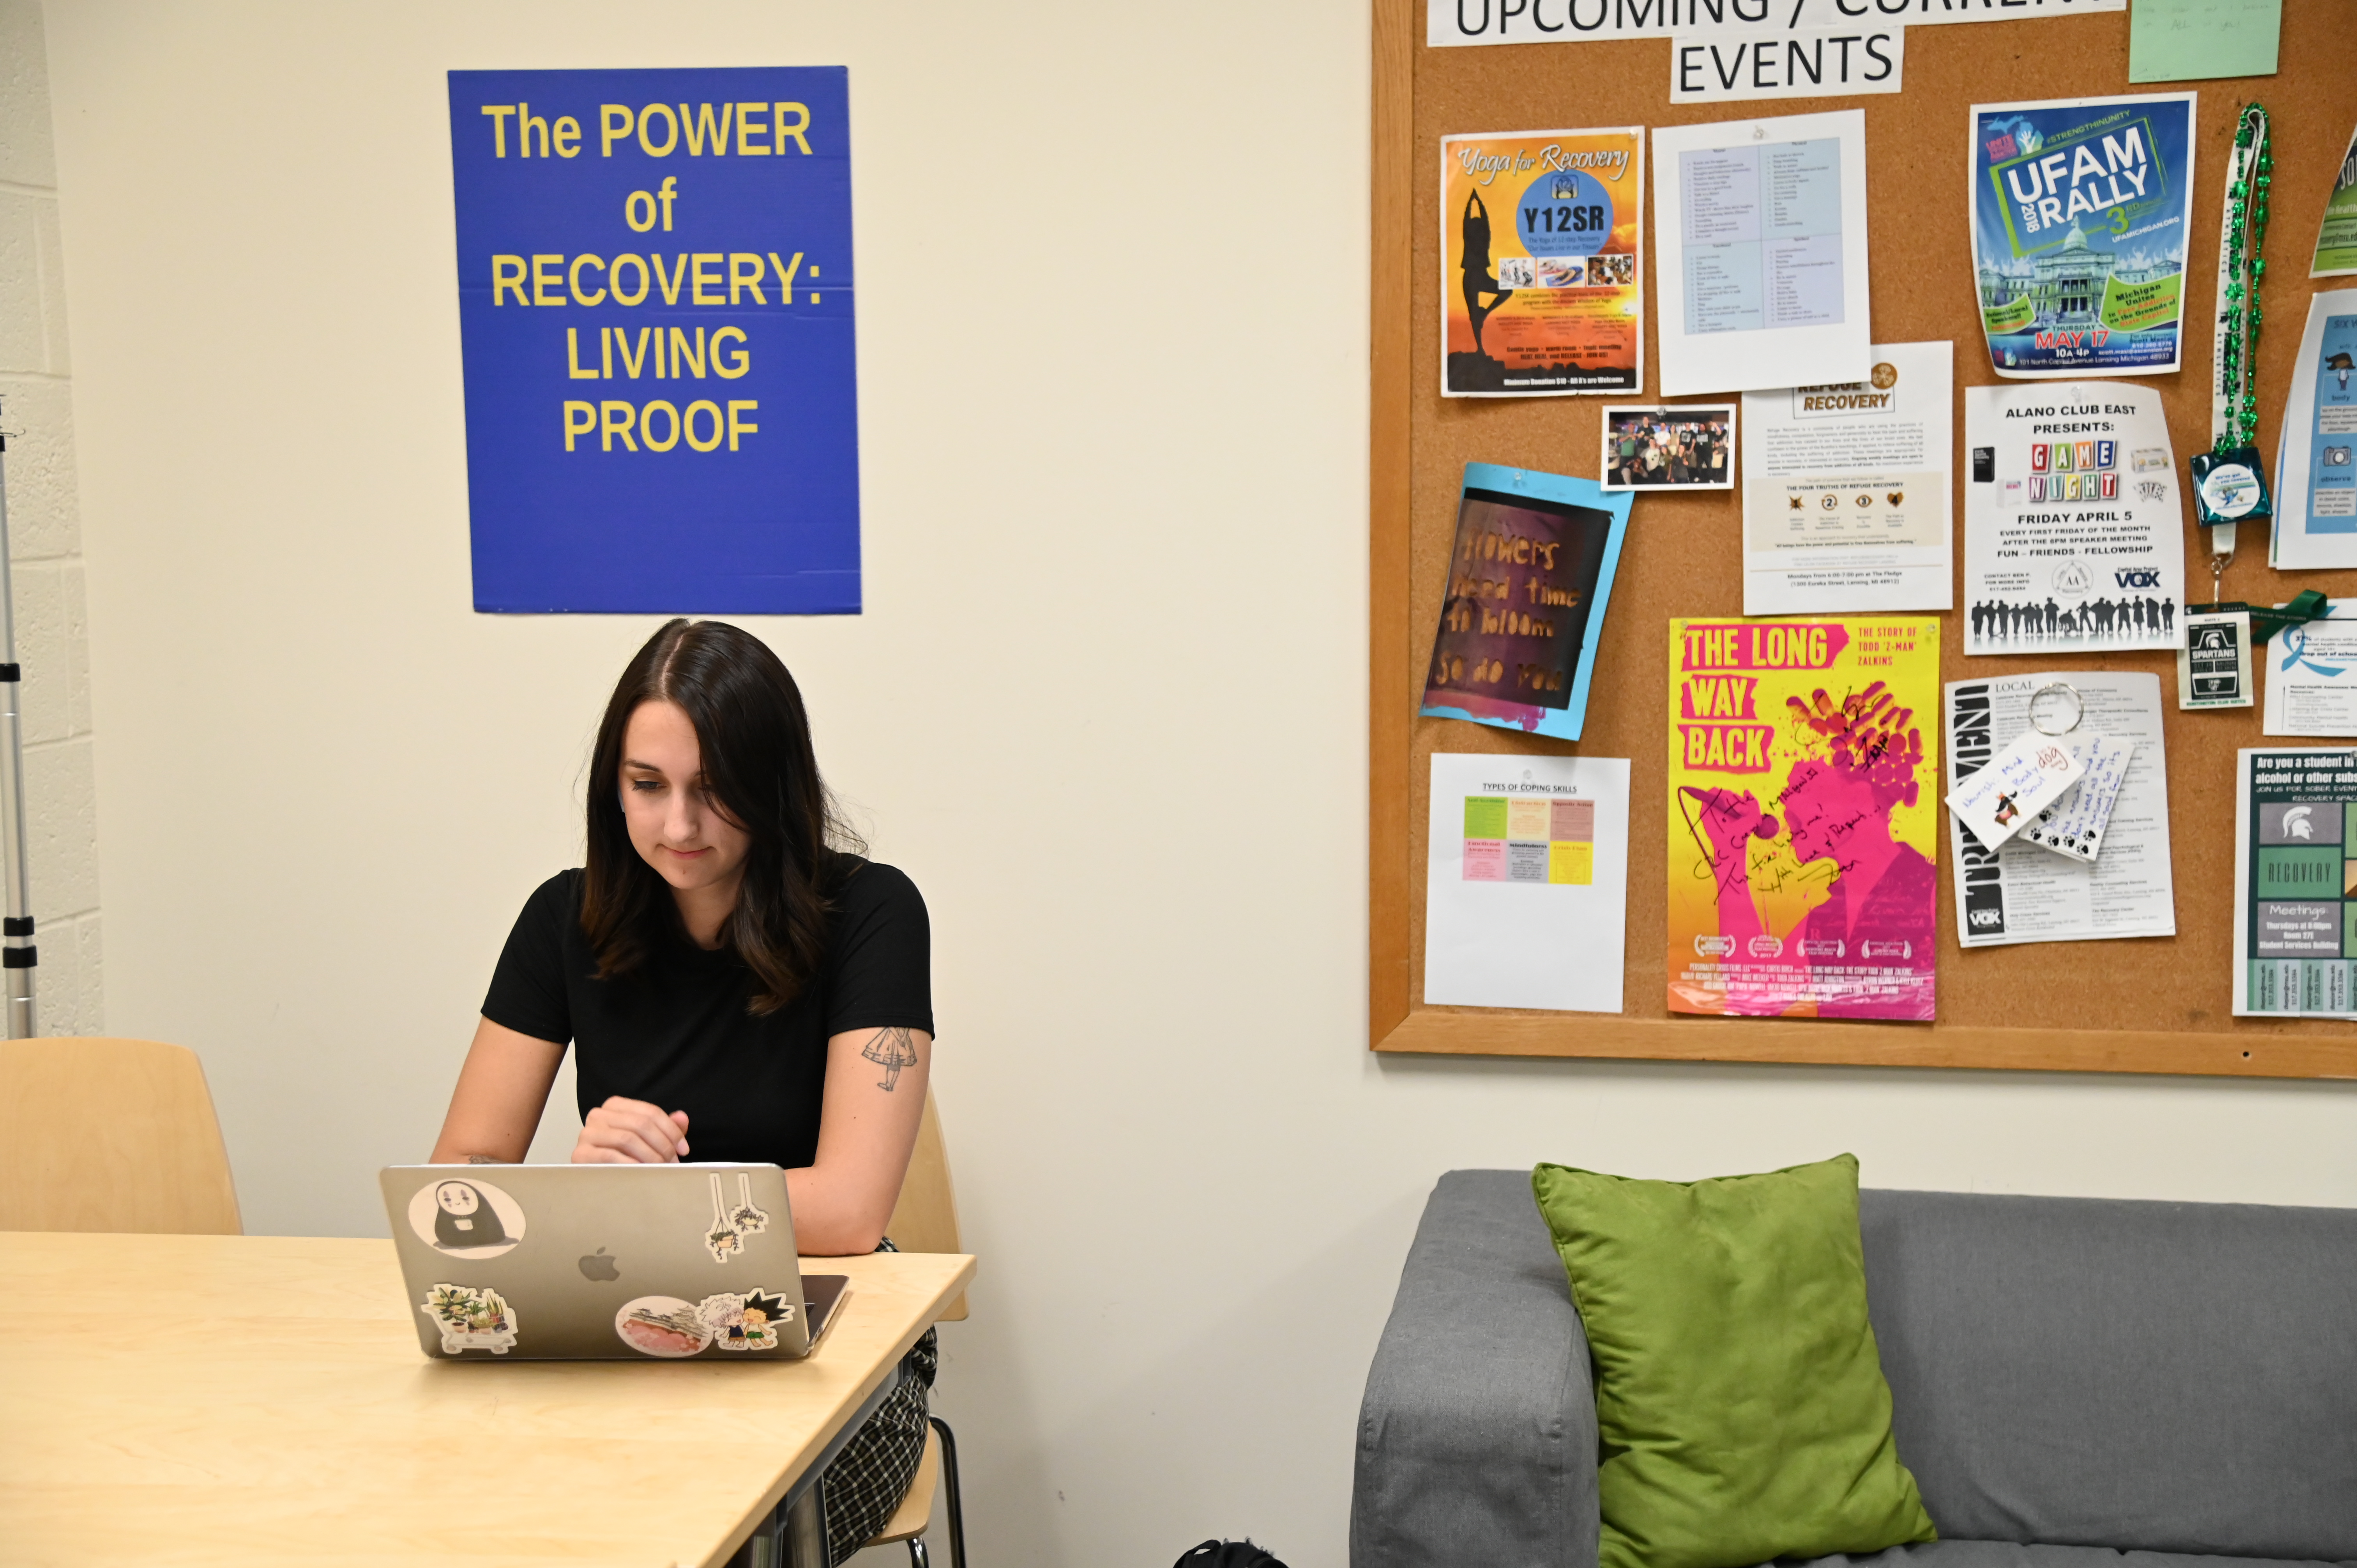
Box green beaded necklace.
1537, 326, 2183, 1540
2191, 103, 2274, 589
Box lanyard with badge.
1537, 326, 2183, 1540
2179, 104, 2274, 712
2188, 104, 2274, 586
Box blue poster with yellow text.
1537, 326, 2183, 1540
449, 67, 858, 613
1969, 92, 2195, 381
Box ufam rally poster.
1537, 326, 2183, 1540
1969, 92, 2195, 380
1666, 617, 1941, 1021
1440, 128, 1643, 397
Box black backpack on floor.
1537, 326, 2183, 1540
1174, 1542, 1287, 1568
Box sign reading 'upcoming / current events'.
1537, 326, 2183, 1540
448, 68, 858, 614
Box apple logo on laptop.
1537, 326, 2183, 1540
579, 1247, 621, 1282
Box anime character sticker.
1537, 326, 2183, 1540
405, 1178, 526, 1260
698, 1288, 795, 1352
705, 1174, 744, 1262
726, 1173, 771, 1237
421, 1284, 519, 1355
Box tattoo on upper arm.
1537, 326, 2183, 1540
860, 1026, 921, 1091
466, 1155, 502, 1165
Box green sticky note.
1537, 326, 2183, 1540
1463, 796, 1508, 840
2129, 0, 2281, 82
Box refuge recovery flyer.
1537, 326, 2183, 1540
1969, 92, 2195, 379
1666, 617, 1941, 1022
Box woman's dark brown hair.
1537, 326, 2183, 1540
581, 619, 860, 1013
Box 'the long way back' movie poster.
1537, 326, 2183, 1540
1667, 616, 1942, 1021
1441, 127, 1643, 397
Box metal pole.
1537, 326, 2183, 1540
0, 406, 39, 1038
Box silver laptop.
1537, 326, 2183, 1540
380, 1163, 847, 1360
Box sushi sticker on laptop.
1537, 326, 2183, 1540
615, 1296, 714, 1356
407, 1177, 527, 1261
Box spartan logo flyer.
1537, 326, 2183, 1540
1969, 92, 2195, 379
2234, 748, 2357, 1019
1441, 129, 1643, 397
1666, 617, 1940, 1022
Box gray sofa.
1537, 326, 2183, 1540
1352, 1171, 2357, 1568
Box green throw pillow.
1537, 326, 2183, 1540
1531, 1153, 1936, 1568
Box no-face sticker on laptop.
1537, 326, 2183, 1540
407, 1178, 527, 1260
615, 1295, 714, 1357
420, 1283, 519, 1355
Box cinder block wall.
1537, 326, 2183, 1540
0, 0, 103, 1035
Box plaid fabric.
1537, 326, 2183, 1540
821, 1238, 940, 1564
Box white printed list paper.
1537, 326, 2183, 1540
1652, 111, 1873, 396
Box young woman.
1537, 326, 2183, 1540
430, 618, 935, 1564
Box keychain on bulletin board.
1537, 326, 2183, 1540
2019, 700, 2136, 865
1946, 683, 2108, 853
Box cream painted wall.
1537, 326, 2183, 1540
0, 0, 106, 1035
39, 4, 2357, 1565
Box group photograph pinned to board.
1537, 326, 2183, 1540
1969, 92, 2197, 379
1599, 405, 1734, 489
1962, 380, 2183, 654
1740, 341, 1954, 616
1421, 463, 1633, 742
1440, 127, 1643, 396
1666, 617, 1941, 1023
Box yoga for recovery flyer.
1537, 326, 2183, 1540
1440, 128, 1643, 397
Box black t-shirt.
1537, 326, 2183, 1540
481, 859, 933, 1170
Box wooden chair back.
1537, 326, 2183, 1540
885, 1088, 966, 1320
0, 1037, 242, 1234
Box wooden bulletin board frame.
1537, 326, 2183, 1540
1369, 0, 2357, 1078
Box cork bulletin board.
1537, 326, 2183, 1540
1368, 0, 2357, 1077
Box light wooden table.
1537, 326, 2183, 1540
0, 1232, 974, 1568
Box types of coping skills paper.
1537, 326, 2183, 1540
1652, 109, 1872, 397
1741, 341, 1954, 615
1424, 752, 1631, 1014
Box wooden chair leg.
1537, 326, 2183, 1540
928, 1416, 966, 1568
